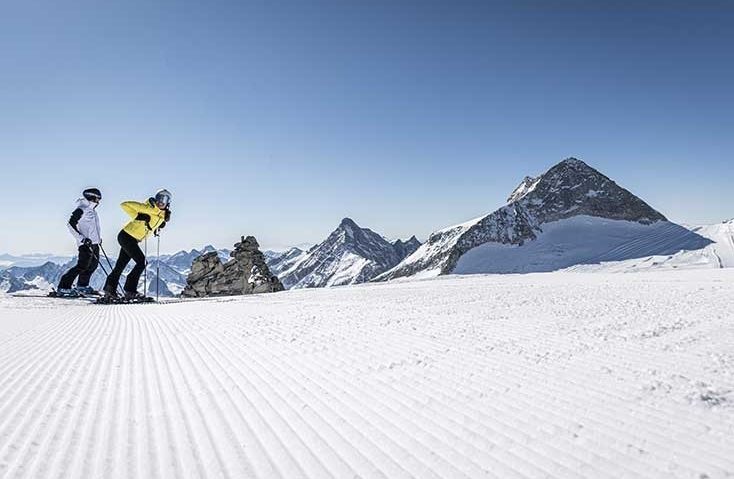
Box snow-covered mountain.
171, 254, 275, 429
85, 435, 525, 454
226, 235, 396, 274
276, 218, 421, 289
376, 157, 713, 281
265, 247, 305, 277
0, 262, 66, 293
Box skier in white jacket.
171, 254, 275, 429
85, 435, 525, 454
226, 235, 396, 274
57, 188, 103, 296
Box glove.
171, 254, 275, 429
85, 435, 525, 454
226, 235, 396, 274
82, 238, 93, 247
156, 220, 167, 235
135, 213, 151, 222
164, 209, 171, 222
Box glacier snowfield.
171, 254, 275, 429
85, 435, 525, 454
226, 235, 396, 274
1, 270, 733, 478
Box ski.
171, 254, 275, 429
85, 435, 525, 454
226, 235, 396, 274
10, 292, 97, 301
94, 296, 156, 305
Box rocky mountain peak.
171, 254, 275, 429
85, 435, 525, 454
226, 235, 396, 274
277, 219, 419, 289
339, 217, 358, 229
514, 158, 667, 224
377, 157, 671, 282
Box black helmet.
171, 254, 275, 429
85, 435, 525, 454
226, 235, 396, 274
83, 188, 102, 202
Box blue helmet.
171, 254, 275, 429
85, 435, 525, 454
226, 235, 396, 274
154, 188, 172, 206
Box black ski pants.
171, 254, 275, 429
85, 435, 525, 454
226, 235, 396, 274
104, 230, 146, 294
59, 244, 99, 289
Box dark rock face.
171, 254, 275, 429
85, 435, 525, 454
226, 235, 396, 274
515, 158, 666, 225
377, 158, 670, 281
393, 236, 422, 260
181, 236, 284, 297
278, 218, 421, 289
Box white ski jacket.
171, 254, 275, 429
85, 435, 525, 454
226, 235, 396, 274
67, 198, 102, 247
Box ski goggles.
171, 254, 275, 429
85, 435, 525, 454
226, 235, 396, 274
155, 193, 171, 205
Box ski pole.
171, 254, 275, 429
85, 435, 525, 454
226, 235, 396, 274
144, 237, 148, 298
99, 243, 124, 296
156, 232, 161, 302
90, 247, 109, 277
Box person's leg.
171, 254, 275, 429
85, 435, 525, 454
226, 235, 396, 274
104, 232, 132, 294
123, 240, 146, 294
76, 244, 99, 287
58, 246, 86, 289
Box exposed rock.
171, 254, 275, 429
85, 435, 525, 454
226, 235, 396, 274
393, 236, 422, 260
181, 236, 284, 297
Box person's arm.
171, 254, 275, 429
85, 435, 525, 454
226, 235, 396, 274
120, 201, 158, 218
67, 208, 84, 241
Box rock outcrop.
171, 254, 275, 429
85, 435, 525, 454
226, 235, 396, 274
181, 236, 284, 297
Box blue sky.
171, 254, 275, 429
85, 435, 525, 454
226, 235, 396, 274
1, 1, 732, 255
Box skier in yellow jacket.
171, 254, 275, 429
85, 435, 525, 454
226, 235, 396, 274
103, 189, 172, 299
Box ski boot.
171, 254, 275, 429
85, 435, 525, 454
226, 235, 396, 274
96, 288, 121, 304
52, 288, 81, 298
76, 285, 101, 296
124, 291, 154, 303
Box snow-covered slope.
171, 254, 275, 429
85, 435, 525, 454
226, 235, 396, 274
563, 218, 734, 273
278, 218, 419, 289
1, 269, 733, 478
453, 216, 712, 274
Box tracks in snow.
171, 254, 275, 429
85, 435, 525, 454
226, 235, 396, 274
1, 271, 734, 478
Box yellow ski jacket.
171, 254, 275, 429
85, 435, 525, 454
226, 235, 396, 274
120, 200, 167, 241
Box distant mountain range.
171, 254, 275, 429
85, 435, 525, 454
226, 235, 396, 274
2, 157, 732, 295
0, 253, 73, 270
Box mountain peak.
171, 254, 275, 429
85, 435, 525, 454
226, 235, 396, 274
277, 219, 418, 289
541, 157, 607, 187
339, 217, 359, 229
379, 157, 670, 282
560, 156, 585, 166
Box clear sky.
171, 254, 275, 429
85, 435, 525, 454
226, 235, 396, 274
1, 1, 732, 255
